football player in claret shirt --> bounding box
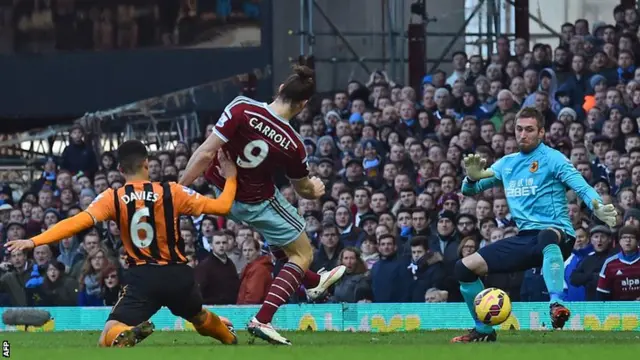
[180,65,346,345]
[597,225,640,300]
[6,140,239,348]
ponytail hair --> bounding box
[278,65,315,104]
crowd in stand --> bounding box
[1,5,640,307]
[1,0,261,53]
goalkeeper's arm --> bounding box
[461,176,500,196]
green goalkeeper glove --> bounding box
[592,200,617,228]
[463,154,495,181]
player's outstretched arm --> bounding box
[180,130,225,186]
[290,176,325,200]
[553,154,616,226]
[461,154,500,196]
[179,150,238,216]
[4,212,95,252]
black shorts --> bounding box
[478,230,575,274]
[108,264,203,326]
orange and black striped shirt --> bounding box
[84,180,235,266]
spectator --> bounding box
[360,236,379,269]
[408,236,444,302]
[194,231,239,305]
[40,260,78,306]
[597,225,640,300]
[0,250,30,306]
[61,124,98,177]
[78,247,110,306]
[311,223,344,272]
[570,225,615,300]
[99,263,122,306]
[331,247,371,303]
[564,227,592,301]
[237,239,273,305]
[370,234,412,302]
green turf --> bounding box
[3,330,640,360]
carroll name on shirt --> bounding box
[249,117,292,150]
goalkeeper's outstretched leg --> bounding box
[451,230,575,343]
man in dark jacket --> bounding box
[569,225,614,300]
[61,124,98,177]
[408,236,444,302]
[194,231,240,305]
[311,223,344,272]
[370,234,412,302]
[428,210,461,301]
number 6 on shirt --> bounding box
[131,208,154,248]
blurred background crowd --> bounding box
[0,2,639,308]
[0,0,261,53]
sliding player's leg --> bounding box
[165,265,237,344]
[186,309,237,344]
[452,233,539,343]
[98,284,157,347]
[270,245,346,300]
[99,320,154,348]
[532,228,573,329]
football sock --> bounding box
[303,270,321,288]
[269,247,320,288]
[102,323,132,347]
[542,244,565,304]
[459,278,494,334]
[193,310,235,344]
[255,262,304,324]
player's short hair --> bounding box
[117,140,149,175]
[515,106,545,130]
[278,64,315,104]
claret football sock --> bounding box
[303,270,321,288]
[269,247,320,288]
[255,262,305,324]
[542,244,565,304]
[460,279,494,334]
[102,324,132,347]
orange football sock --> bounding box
[102,324,133,347]
[193,310,235,344]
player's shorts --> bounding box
[478,229,576,273]
[214,186,306,247]
[108,264,202,325]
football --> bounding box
[474,288,512,326]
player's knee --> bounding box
[454,259,479,282]
[538,228,564,247]
[284,238,314,270]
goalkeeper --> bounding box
[452,107,617,343]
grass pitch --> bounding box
[3,330,640,360]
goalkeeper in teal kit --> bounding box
[452,107,618,343]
